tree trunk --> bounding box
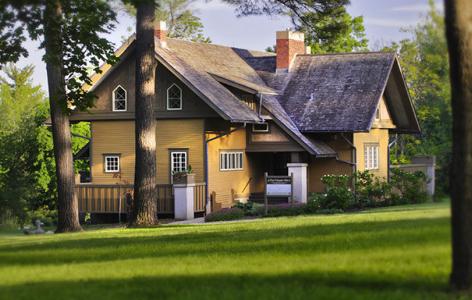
[129,1,158,226]
[445,0,472,291]
[44,0,82,233]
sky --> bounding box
[13,0,443,92]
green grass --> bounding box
[0,202,455,300]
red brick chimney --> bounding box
[276,30,306,72]
[155,20,167,47]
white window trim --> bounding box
[252,123,269,133]
[364,144,379,170]
[170,151,188,174]
[104,155,120,173]
[112,85,127,112]
[167,83,183,111]
[219,151,243,171]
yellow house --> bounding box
[72,23,420,219]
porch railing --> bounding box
[76,183,206,215]
[193,183,206,213]
[76,184,174,214]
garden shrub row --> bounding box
[205,169,429,222]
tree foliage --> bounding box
[123,0,211,43]
[294,5,368,53]
[383,2,452,193]
[0,0,118,111]
[0,64,90,224]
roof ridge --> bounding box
[297,51,396,57]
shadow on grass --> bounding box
[0,271,450,300]
[0,216,450,267]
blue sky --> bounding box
[15,0,443,91]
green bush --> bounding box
[319,174,354,210]
[353,171,392,208]
[234,201,263,216]
[390,168,428,203]
[27,206,57,227]
[205,207,245,222]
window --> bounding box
[375,107,380,120]
[220,151,243,171]
[167,84,182,110]
[112,86,127,111]
[364,144,379,170]
[104,155,120,173]
[171,151,188,174]
[252,123,269,133]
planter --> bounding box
[173,173,195,185]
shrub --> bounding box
[319,174,354,210]
[390,168,428,203]
[27,206,57,227]
[262,203,306,217]
[205,207,245,222]
[353,171,392,208]
[234,201,263,216]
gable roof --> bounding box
[83,35,420,156]
[249,52,419,133]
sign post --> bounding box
[264,173,294,215]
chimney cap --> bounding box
[155,20,167,31]
[276,30,304,41]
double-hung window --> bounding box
[112,86,127,111]
[104,155,120,173]
[170,151,188,174]
[220,151,243,171]
[364,144,379,170]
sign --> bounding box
[265,175,292,197]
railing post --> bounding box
[173,183,195,220]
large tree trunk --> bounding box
[445,0,472,291]
[44,0,82,233]
[129,1,158,226]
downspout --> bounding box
[204,123,247,213]
[388,134,398,182]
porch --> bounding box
[76,183,207,221]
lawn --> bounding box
[0,202,454,300]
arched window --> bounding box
[112,85,127,111]
[167,84,182,110]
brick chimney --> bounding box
[155,20,167,48]
[276,30,306,72]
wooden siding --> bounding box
[207,127,253,209]
[354,128,390,179]
[308,158,353,193]
[71,55,218,121]
[246,121,304,152]
[156,119,205,184]
[91,119,205,185]
[372,95,396,129]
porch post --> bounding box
[287,163,308,204]
[173,183,195,220]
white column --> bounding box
[173,183,195,220]
[287,163,308,204]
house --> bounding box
[72,22,420,220]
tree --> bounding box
[292,2,367,53]
[0,0,117,232]
[123,0,211,43]
[0,64,46,224]
[126,0,159,226]
[382,2,452,194]
[445,0,472,292]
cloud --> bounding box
[365,18,418,28]
[391,2,444,13]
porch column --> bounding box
[287,163,308,204]
[174,183,195,220]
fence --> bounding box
[193,183,206,213]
